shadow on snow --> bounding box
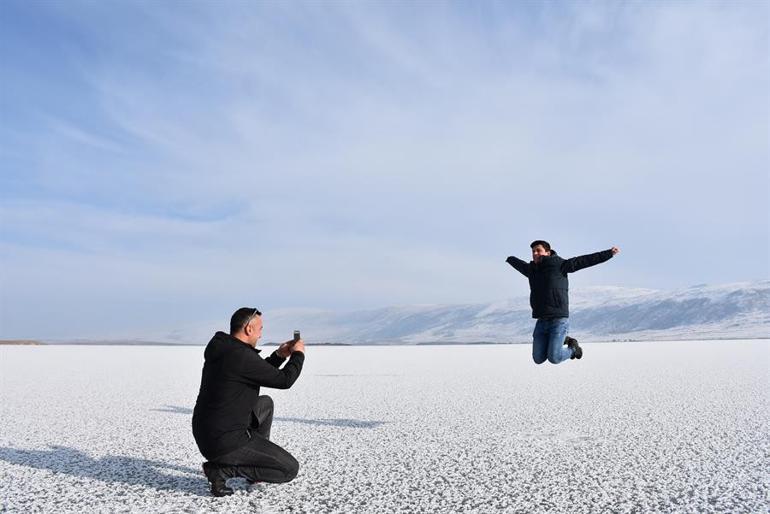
[274,417,389,429]
[152,405,194,414]
[152,405,389,428]
[0,445,208,496]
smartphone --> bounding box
[293,330,301,343]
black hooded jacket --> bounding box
[506,249,614,319]
[192,331,305,459]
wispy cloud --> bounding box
[1,0,767,339]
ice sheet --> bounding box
[1,341,768,512]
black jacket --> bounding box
[506,249,614,319]
[192,331,305,459]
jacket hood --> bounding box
[204,331,238,362]
[204,331,262,362]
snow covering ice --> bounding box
[1,341,768,513]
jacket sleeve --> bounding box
[264,350,285,368]
[505,256,530,277]
[236,351,305,389]
[561,249,614,274]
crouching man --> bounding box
[192,307,305,497]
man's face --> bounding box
[245,316,263,346]
[531,245,550,263]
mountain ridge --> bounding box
[33,280,769,345]
[260,280,770,344]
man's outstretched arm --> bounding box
[506,256,530,277]
[264,339,296,368]
[237,347,305,390]
[265,350,286,368]
[562,246,620,273]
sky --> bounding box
[1,0,768,341]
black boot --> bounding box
[202,462,234,497]
[564,336,583,360]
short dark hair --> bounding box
[530,240,551,252]
[230,307,261,334]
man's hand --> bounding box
[611,246,620,255]
[277,339,305,358]
[276,340,294,358]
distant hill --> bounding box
[32,281,769,345]
[261,281,770,344]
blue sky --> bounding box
[1,1,768,340]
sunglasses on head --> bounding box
[244,308,262,328]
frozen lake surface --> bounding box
[1,340,768,513]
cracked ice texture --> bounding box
[1,341,768,513]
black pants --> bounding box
[208,395,299,484]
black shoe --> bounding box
[564,336,583,360]
[202,462,234,497]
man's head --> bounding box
[530,240,552,263]
[230,307,263,347]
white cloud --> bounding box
[1,1,767,339]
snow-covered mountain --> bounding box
[41,281,768,345]
[262,281,770,344]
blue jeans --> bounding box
[532,318,572,364]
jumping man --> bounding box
[506,240,620,364]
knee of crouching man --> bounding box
[259,395,274,410]
[286,458,299,482]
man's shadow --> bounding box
[1,411,390,494]
[274,417,388,429]
[153,405,389,429]
[0,445,208,496]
